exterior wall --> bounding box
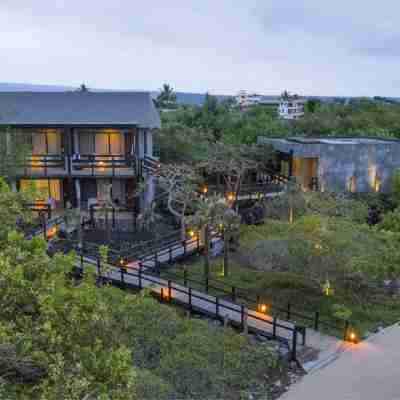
[259,138,400,193]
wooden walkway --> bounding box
[79,254,304,360]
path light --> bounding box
[188,229,195,238]
[202,186,208,194]
[227,193,235,202]
[258,303,269,314]
[46,226,58,239]
[348,330,358,344]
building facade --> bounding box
[0,91,160,210]
[278,97,306,120]
[258,137,400,193]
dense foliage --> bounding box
[0,183,281,400]
[156,97,400,162]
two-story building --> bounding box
[0,91,160,211]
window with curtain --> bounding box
[95,133,109,154]
[46,130,62,154]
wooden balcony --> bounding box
[19,154,67,177]
[70,154,137,177]
[16,154,139,178]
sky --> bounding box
[1,0,400,96]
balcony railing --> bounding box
[20,154,66,177]
[70,154,137,177]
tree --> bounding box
[0,127,31,181]
[156,163,200,240]
[156,84,177,109]
[199,142,269,206]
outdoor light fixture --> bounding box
[202,186,208,194]
[188,230,195,238]
[46,226,57,239]
[258,303,269,313]
[227,193,235,202]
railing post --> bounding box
[183,240,187,257]
[291,327,298,362]
[231,286,236,302]
[216,296,219,317]
[155,252,159,274]
[205,276,209,293]
[184,269,188,287]
[197,235,200,251]
[188,287,192,311]
[120,267,125,288]
[343,320,349,341]
[168,280,172,302]
[80,254,83,269]
[314,311,320,331]
[138,263,142,290]
[160,288,164,302]
[256,295,260,309]
[273,316,277,339]
[97,258,101,276]
[287,302,291,320]
[241,304,245,330]
[169,246,172,264]
[112,207,116,228]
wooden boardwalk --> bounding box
[79,255,304,359]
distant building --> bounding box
[258,136,400,193]
[236,91,264,108]
[278,94,306,120]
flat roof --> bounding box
[259,137,400,146]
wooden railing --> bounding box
[71,154,136,176]
[21,154,66,176]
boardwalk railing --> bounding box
[75,258,303,361]
[157,268,350,340]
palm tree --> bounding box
[156,84,177,109]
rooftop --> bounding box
[0,91,161,128]
[259,137,400,146]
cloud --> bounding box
[0,0,400,96]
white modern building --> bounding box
[278,95,306,120]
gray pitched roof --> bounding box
[0,92,161,128]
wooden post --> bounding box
[120,267,125,287]
[231,286,236,302]
[197,235,200,251]
[160,288,164,302]
[80,254,83,269]
[97,258,101,276]
[188,287,192,311]
[273,316,277,339]
[183,240,187,256]
[168,280,172,302]
[291,328,298,362]
[287,302,291,320]
[256,295,260,310]
[184,269,188,287]
[216,297,219,317]
[343,320,349,341]
[205,276,209,293]
[314,311,320,331]
[169,246,172,263]
[241,304,245,330]
[138,263,142,290]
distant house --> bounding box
[0,91,160,210]
[278,94,306,120]
[235,91,264,108]
[258,137,400,193]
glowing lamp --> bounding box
[227,193,235,202]
[202,186,208,194]
[188,230,195,238]
[258,304,269,313]
[46,226,57,239]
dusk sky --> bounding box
[1,1,400,96]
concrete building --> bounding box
[258,137,400,193]
[278,97,306,120]
[0,91,161,210]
